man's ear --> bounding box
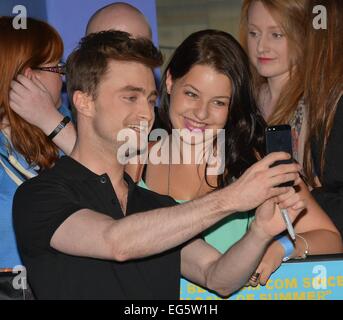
[165,69,173,95]
[72,91,95,118]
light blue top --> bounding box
[137,179,254,253]
[0,104,71,268]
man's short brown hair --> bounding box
[66,30,163,107]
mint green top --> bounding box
[138,179,254,254]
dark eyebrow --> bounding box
[120,85,158,99]
[183,84,230,100]
[119,85,146,94]
[212,96,231,100]
[183,84,200,92]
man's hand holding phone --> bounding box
[229,152,301,213]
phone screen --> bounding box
[265,125,294,187]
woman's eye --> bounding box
[185,91,197,98]
[272,32,284,39]
[248,31,258,38]
[213,100,227,107]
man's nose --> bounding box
[137,101,154,124]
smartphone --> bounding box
[265,125,294,187]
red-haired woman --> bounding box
[0,16,73,299]
[239,0,307,165]
[237,0,343,286]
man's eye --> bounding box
[125,96,137,102]
[149,100,156,107]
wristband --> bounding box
[48,116,70,140]
[275,234,295,262]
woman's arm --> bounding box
[9,74,77,155]
[249,180,343,286]
[291,180,343,254]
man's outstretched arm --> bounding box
[15,152,300,262]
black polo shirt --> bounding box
[13,156,181,300]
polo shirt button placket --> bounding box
[100,176,107,184]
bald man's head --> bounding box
[86,2,152,39]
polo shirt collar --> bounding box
[57,156,136,194]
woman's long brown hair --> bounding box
[0,17,63,169]
[303,0,343,186]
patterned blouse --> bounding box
[289,98,306,165]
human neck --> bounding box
[165,134,216,200]
[266,72,289,101]
[169,132,212,168]
[70,135,126,191]
[261,72,289,120]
